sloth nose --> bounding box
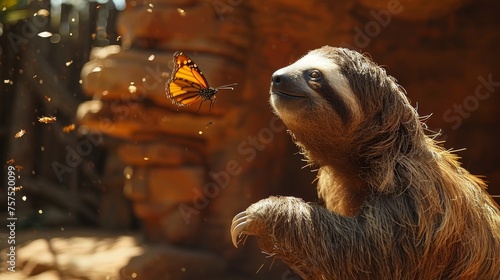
[270,68,306,99]
[271,69,287,86]
[272,73,282,85]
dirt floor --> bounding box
[0,228,257,280]
[1,229,150,279]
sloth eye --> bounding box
[308,70,322,80]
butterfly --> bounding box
[165,51,238,112]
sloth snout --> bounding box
[272,69,292,86]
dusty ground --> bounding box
[0,229,142,279]
[0,228,257,280]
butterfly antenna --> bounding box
[216,83,238,90]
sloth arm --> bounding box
[231,196,365,278]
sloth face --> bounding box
[269,46,418,167]
[269,47,363,138]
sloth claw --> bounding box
[232,210,247,224]
[231,211,249,248]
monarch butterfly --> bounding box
[165,51,238,112]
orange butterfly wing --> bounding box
[166,52,214,107]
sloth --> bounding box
[230,46,500,279]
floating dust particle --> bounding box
[128,84,137,94]
[177,8,186,16]
[66,60,73,66]
[143,157,149,161]
[148,54,155,61]
[15,129,26,138]
[131,272,137,278]
[15,165,23,171]
[36,9,49,17]
[62,124,75,133]
[124,166,133,179]
[38,31,52,38]
[44,95,51,102]
[38,209,43,214]
[14,186,23,191]
[6,159,14,165]
[198,130,203,135]
[22,196,27,201]
[116,35,121,41]
[38,116,56,123]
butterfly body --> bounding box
[165,51,237,112]
[199,87,218,101]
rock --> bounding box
[125,166,205,202]
[117,142,202,166]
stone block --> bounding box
[117,142,202,166]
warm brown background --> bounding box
[1,0,499,279]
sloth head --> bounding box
[270,46,425,190]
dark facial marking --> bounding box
[307,79,351,125]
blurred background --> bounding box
[0,0,499,279]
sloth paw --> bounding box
[231,197,283,248]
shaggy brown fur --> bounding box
[231,46,500,279]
